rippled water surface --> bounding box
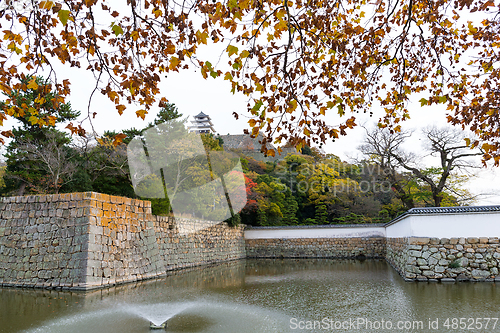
[1,259,499,332]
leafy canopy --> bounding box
[0,0,499,163]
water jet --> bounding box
[149,320,167,329]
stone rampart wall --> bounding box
[0,192,245,290]
[246,237,386,259]
[401,237,500,282]
[246,231,500,282]
[385,237,410,279]
[153,216,246,272]
[0,193,92,289]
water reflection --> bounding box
[1,259,499,332]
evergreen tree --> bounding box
[257,206,268,226]
[314,203,328,225]
[282,189,299,225]
[1,76,80,195]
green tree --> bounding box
[282,189,299,225]
[314,203,328,225]
[74,103,184,213]
[83,132,135,197]
[1,76,80,195]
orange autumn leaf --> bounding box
[136,109,148,120]
[112,133,127,146]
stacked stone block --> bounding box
[385,237,409,279]
[387,237,500,282]
[0,193,91,289]
[154,217,246,271]
[84,192,166,289]
[245,237,386,259]
[2,191,500,289]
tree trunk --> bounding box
[392,182,415,210]
[16,182,26,196]
[433,192,443,207]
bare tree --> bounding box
[74,134,130,184]
[358,126,417,210]
[392,127,483,207]
[360,125,483,208]
[15,130,77,194]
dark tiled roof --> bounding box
[219,134,275,151]
[194,111,208,118]
[384,205,500,227]
[245,224,386,230]
[407,206,500,214]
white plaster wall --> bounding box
[410,213,500,238]
[385,217,412,238]
[246,212,500,240]
[245,211,500,240]
[386,213,500,238]
[244,227,386,239]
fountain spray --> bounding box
[149,320,168,329]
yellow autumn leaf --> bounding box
[136,109,148,120]
[153,9,162,19]
[195,31,208,45]
[227,45,239,57]
[58,10,70,26]
[467,22,477,34]
[47,116,57,126]
[346,117,356,128]
[0,82,11,94]
[35,95,46,104]
[131,31,139,41]
[482,143,492,151]
[28,115,39,125]
[116,104,126,115]
[7,42,22,55]
[27,78,38,90]
[169,57,179,70]
[39,1,54,10]
[37,118,47,126]
[112,133,127,146]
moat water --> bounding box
[1,259,499,332]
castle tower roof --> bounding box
[188,111,215,134]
